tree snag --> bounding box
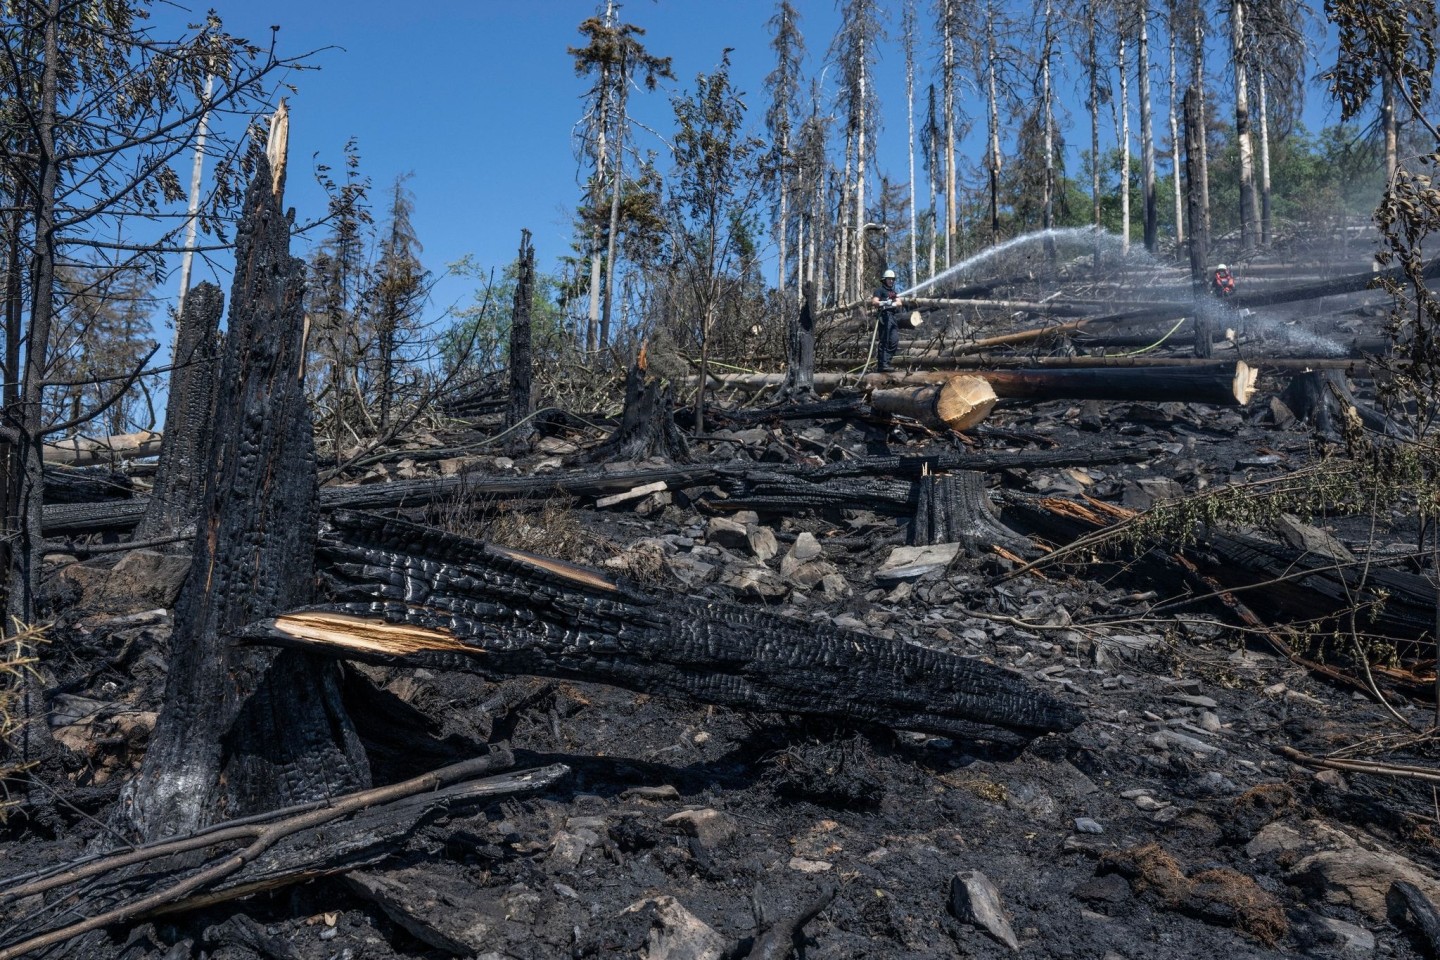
[121,156,369,842]
[136,281,223,542]
[504,229,536,453]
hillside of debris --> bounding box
[4,228,1440,960]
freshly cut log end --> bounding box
[870,375,997,432]
[935,376,999,431]
[1233,361,1257,406]
[254,510,1083,739]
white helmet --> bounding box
[1216,263,1228,271]
[882,269,897,280]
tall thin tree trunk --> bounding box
[944,0,957,265]
[1231,0,1260,254]
[1119,31,1132,253]
[176,69,214,330]
[1138,4,1158,252]
[905,0,918,283]
[986,8,1002,245]
[927,84,939,278]
[839,129,853,302]
[1042,0,1055,248]
[1088,9,1101,266]
[854,33,868,303]
[601,57,627,349]
[9,0,62,629]
[1256,64,1272,247]
[1168,0,1185,249]
[1193,15,1211,235]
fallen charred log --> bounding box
[43,466,133,505]
[870,375,998,431]
[247,510,1082,739]
[998,491,1437,648]
[41,449,1154,538]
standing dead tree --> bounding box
[505,230,537,452]
[136,282,223,542]
[121,156,369,841]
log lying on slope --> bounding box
[713,362,1255,406]
[40,448,1155,537]
[869,376,998,431]
[248,511,1081,739]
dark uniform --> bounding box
[871,276,901,372]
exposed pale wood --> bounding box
[870,375,997,431]
[42,430,162,465]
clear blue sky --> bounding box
[160,0,1347,327]
[167,1,857,324]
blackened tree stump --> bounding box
[122,157,369,841]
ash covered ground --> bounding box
[7,372,1440,960]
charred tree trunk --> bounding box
[912,470,1032,556]
[779,280,817,400]
[590,351,690,464]
[504,230,536,453]
[253,511,1081,738]
[1184,86,1213,359]
[977,363,1254,406]
[136,282,223,542]
[122,157,369,842]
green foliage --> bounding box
[440,256,572,378]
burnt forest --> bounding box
[4,2,1440,959]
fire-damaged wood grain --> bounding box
[249,510,1082,738]
[271,611,471,657]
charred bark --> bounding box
[913,471,1033,557]
[136,281,223,542]
[977,364,1255,406]
[504,230,536,453]
[779,280,817,401]
[250,510,1081,738]
[588,352,690,464]
[43,466,132,505]
[122,156,369,842]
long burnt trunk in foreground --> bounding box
[252,511,1081,739]
[122,156,369,841]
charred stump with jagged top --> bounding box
[248,510,1081,739]
[121,157,369,842]
[136,281,223,542]
[587,348,690,463]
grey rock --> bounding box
[705,516,749,549]
[876,543,960,585]
[663,808,737,849]
[746,526,779,562]
[619,895,726,960]
[1074,817,1104,835]
[790,531,823,561]
[949,869,1020,951]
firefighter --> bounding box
[1212,263,1236,299]
[868,268,903,373]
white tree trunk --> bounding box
[905,0,918,283]
[1168,1,1184,248]
[1119,32,1131,253]
[1257,64,1272,246]
[1138,6,1158,252]
[1231,0,1260,253]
